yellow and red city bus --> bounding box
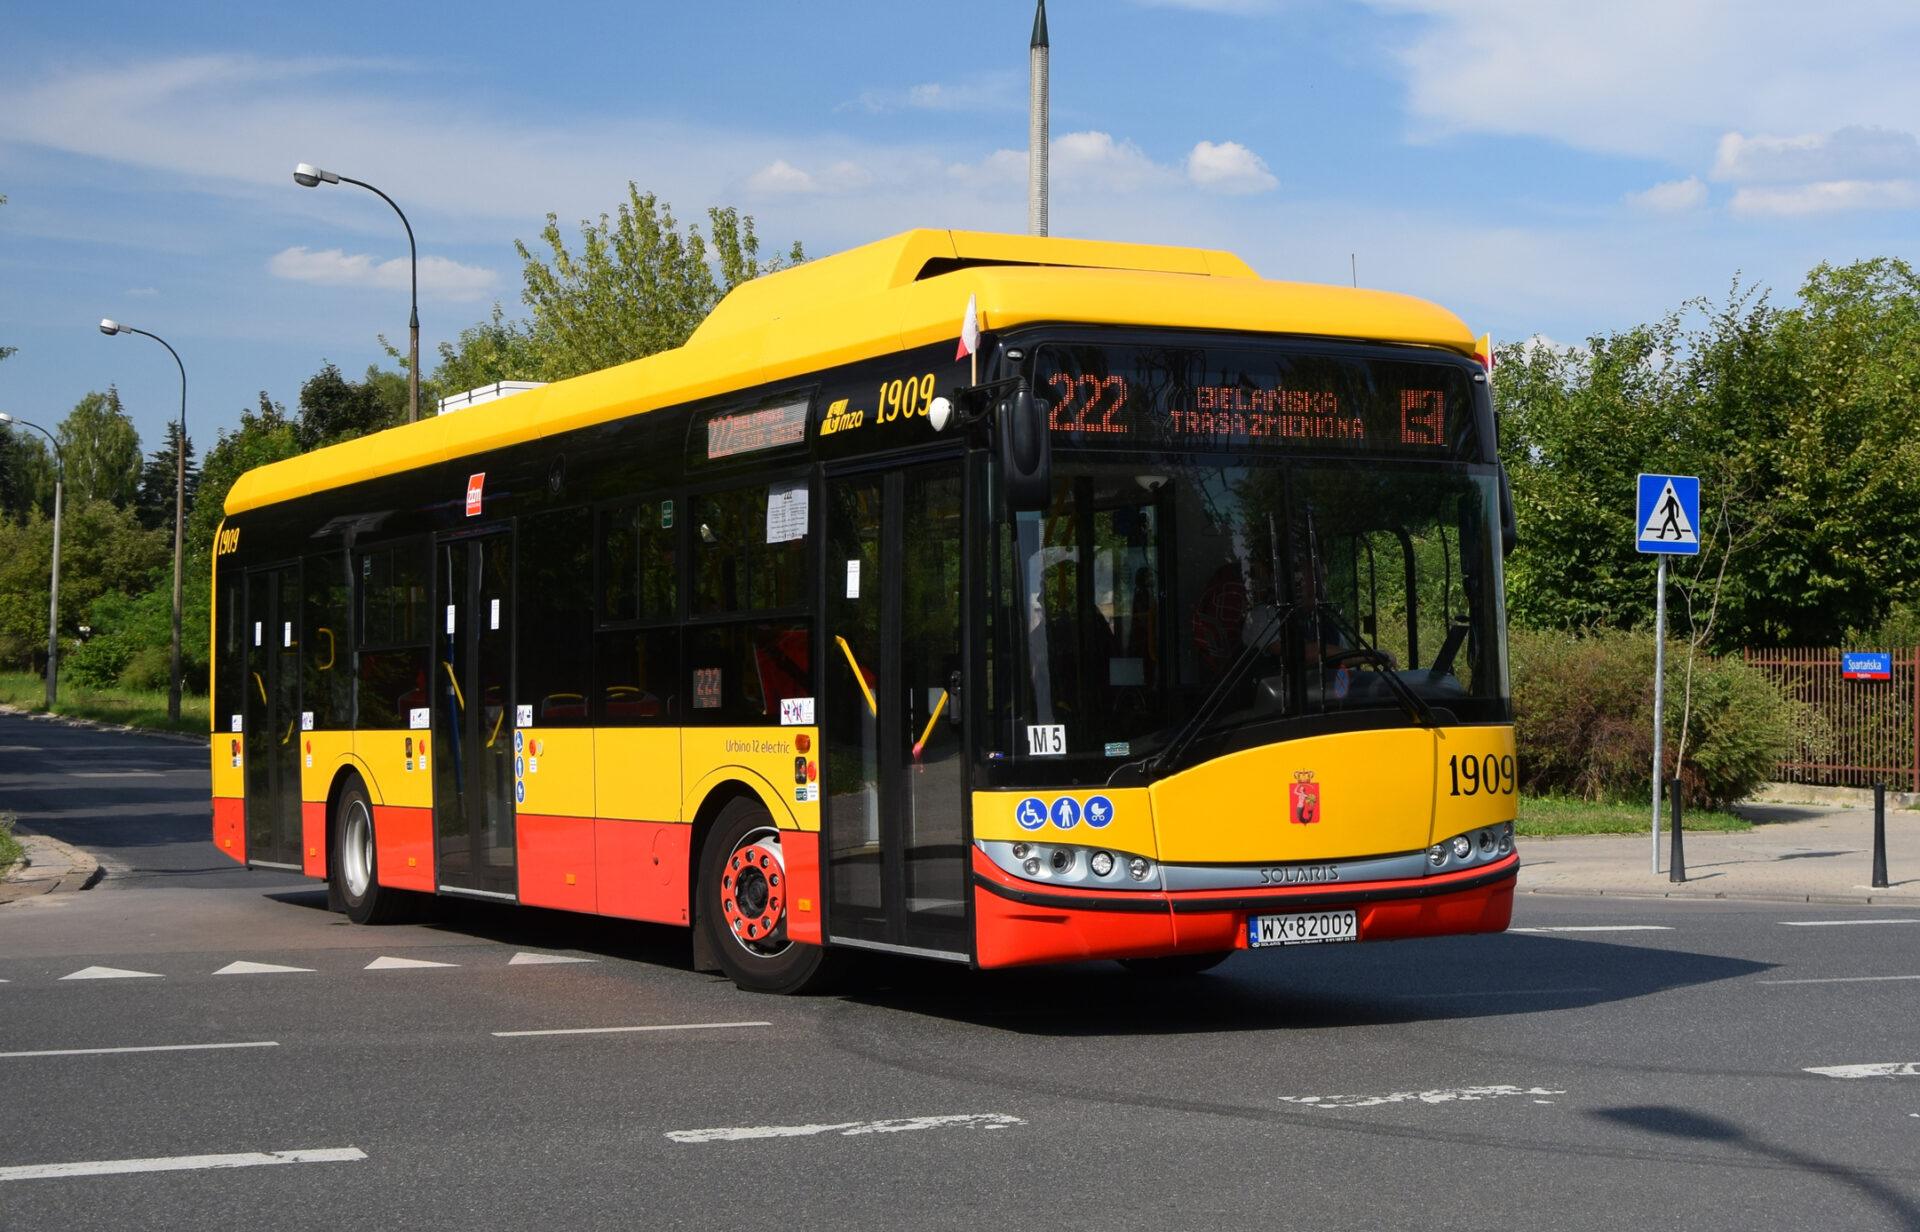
[210,228,1518,993]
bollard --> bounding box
[1872,782,1889,890]
[1668,778,1687,883]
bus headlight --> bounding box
[1023,857,1042,876]
[1050,848,1075,874]
[1089,850,1115,877]
[1128,856,1152,881]
[1451,835,1473,860]
[1429,844,1448,867]
[1498,824,1514,854]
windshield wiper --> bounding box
[1127,602,1298,782]
[1310,601,1435,728]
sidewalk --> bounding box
[0,828,103,904]
[1518,803,1920,905]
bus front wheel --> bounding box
[331,778,410,926]
[697,797,833,994]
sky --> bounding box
[2,0,1917,453]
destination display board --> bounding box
[1034,344,1476,456]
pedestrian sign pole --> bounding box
[1636,473,1701,874]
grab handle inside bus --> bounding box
[998,386,1052,512]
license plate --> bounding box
[1247,909,1358,947]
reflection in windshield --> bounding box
[997,460,1509,772]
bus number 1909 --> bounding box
[1448,754,1516,797]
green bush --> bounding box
[65,634,134,689]
[117,644,172,692]
[1510,628,1807,807]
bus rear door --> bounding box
[242,564,303,869]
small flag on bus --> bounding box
[1475,333,1495,372]
[957,293,980,361]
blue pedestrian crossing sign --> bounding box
[1636,474,1701,555]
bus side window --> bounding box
[304,551,352,728]
[594,498,679,725]
[356,542,430,730]
[521,508,593,726]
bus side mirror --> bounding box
[998,388,1052,513]
[1498,464,1518,558]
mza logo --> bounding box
[819,398,864,436]
[214,526,241,557]
[1289,770,1321,825]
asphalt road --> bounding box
[3,711,1918,1231]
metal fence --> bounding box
[1743,647,1920,790]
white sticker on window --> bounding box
[490,598,500,630]
[766,479,809,544]
[780,697,815,726]
[230,714,243,733]
[283,621,293,648]
[409,707,430,730]
[845,559,861,599]
[301,711,314,731]
[1026,724,1067,757]
[445,604,456,635]
[515,704,532,728]
[253,621,262,647]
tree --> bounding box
[0,499,166,671]
[510,186,803,380]
[135,421,198,531]
[58,387,143,509]
[429,304,549,398]
[297,361,406,449]
[0,426,53,520]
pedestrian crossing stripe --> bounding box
[1638,478,1697,546]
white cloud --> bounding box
[1730,180,1920,217]
[843,74,1019,115]
[1186,140,1277,194]
[744,159,874,196]
[1625,176,1706,212]
[1713,127,1920,184]
[1364,1,1920,160]
[267,246,497,300]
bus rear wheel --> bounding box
[331,778,410,925]
[1119,951,1232,978]
[698,797,833,994]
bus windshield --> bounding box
[993,453,1509,780]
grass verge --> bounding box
[0,671,207,736]
[0,813,21,870]
[1518,794,1751,837]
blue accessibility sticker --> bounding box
[514,730,525,754]
[1015,797,1048,830]
[1051,797,1082,829]
[1083,795,1115,829]
[514,780,525,804]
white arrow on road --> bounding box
[1805,1062,1920,1079]
[507,952,596,966]
[667,1113,1024,1143]
[364,956,457,970]
[214,961,315,976]
[60,966,161,981]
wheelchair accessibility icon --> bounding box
[1016,797,1047,830]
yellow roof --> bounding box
[226,229,1475,514]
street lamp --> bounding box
[98,318,188,723]
[292,162,420,424]
[0,414,63,711]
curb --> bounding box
[1521,886,1917,907]
[0,702,202,746]
[0,829,105,903]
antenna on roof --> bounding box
[1028,0,1050,236]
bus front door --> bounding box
[432,532,517,898]
[822,459,970,959]
[242,564,303,869]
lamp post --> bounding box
[292,163,420,424]
[98,319,187,723]
[0,414,63,711]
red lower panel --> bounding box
[780,830,822,945]
[301,802,327,879]
[594,819,689,925]
[975,882,1179,968]
[519,814,598,913]
[212,797,245,865]
[374,806,434,892]
[1174,876,1516,952]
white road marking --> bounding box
[667,1113,1023,1143]
[213,961,314,976]
[1781,919,1920,927]
[1761,974,1920,986]
[1393,986,1603,1000]
[0,1146,364,1182]
[0,1041,277,1060]
[68,771,161,778]
[493,1021,771,1038]
[60,966,162,981]
[1509,926,1673,933]
[363,955,456,970]
[1805,1063,1920,1079]
[507,952,597,966]
[1281,1085,1566,1110]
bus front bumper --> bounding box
[970,849,1518,969]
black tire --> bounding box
[697,797,835,994]
[1119,950,1233,978]
[331,777,411,925]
